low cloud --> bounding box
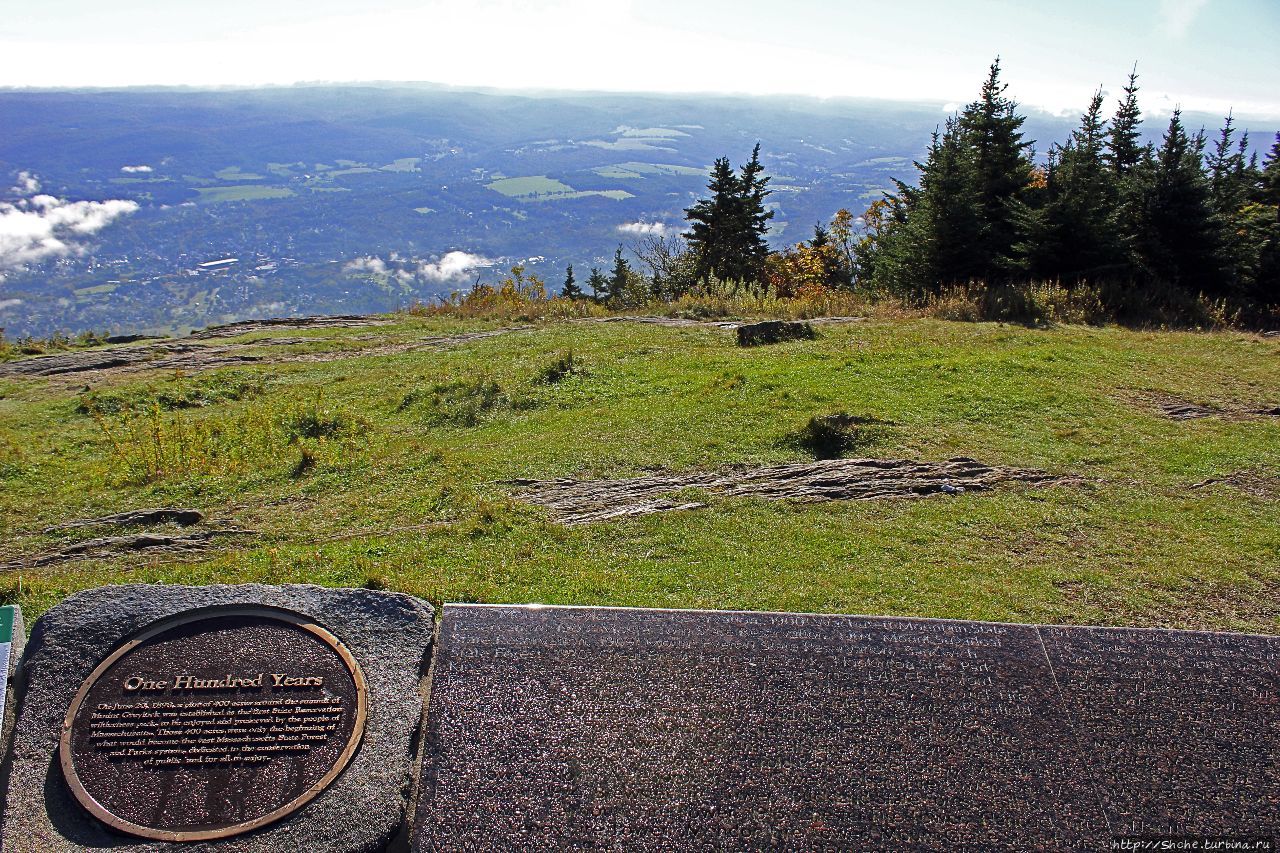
[0,174,139,276]
[417,251,495,282]
[0,298,22,311]
[617,221,671,236]
[345,256,389,276]
[345,251,496,284]
[121,165,153,173]
[9,172,40,195]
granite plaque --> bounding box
[415,605,1110,850]
[1042,625,1280,837]
[60,606,366,841]
[2,584,434,853]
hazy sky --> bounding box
[3,0,1279,119]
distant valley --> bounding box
[0,85,1261,337]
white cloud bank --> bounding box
[121,164,153,173]
[617,221,672,237]
[10,172,40,195]
[345,250,496,284]
[418,251,494,281]
[0,173,139,276]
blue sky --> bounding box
[3,0,1278,119]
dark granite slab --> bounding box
[415,605,1110,851]
[1041,625,1280,837]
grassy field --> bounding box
[195,185,295,203]
[593,162,707,179]
[486,175,633,202]
[0,315,1276,632]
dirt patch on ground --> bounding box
[1189,470,1280,500]
[1142,392,1280,421]
[0,326,529,379]
[507,456,1074,525]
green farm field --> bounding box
[194,185,296,203]
[0,314,1276,631]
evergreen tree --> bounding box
[608,246,631,302]
[586,267,608,302]
[560,264,583,300]
[1133,110,1221,294]
[1259,133,1280,206]
[810,222,831,249]
[736,143,774,279]
[1018,90,1123,282]
[1103,68,1156,281]
[1207,113,1257,215]
[1252,134,1280,304]
[871,120,982,294]
[957,58,1034,280]
[1105,68,1147,176]
[1206,113,1265,295]
[684,145,774,283]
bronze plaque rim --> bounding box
[58,604,369,842]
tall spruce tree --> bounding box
[608,246,631,303]
[736,143,774,279]
[586,267,608,302]
[867,61,1029,294]
[1104,67,1156,281]
[1105,68,1147,176]
[1253,134,1280,303]
[1206,113,1264,295]
[957,58,1034,280]
[684,145,774,283]
[1133,110,1221,294]
[871,120,982,294]
[1259,133,1280,206]
[1017,90,1123,282]
[560,264,583,300]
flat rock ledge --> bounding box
[508,456,1071,525]
[1,583,434,853]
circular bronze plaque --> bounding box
[60,605,367,842]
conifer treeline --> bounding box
[548,60,1278,324]
[856,60,1279,315]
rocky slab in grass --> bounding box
[735,319,816,346]
[507,457,1072,525]
[42,507,204,533]
[187,314,393,339]
[1189,469,1280,500]
[0,326,528,379]
[1144,392,1280,421]
[0,529,257,572]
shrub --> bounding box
[794,412,892,459]
[280,394,356,441]
[535,351,582,384]
[400,376,506,426]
